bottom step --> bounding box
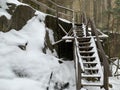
[82,82,103,86]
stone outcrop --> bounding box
[0,4,35,31]
[10,5,35,30]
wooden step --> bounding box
[77,37,91,42]
[79,42,91,47]
[83,62,97,67]
[79,46,93,51]
[84,67,98,71]
[81,56,96,61]
[82,74,101,82]
[82,82,103,86]
[76,30,83,32]
[83,61,97,64]
[80,51,95,56]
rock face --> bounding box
[0,3,17,32]
[0,4,35,32]
[0,1,76,60]
[10,5,35,30]
[0,16,8,32]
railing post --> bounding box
[72,11,75,28]
[74,42,81,90]
[85,19,90,37]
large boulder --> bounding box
[0,15,8,32]
[0,4,35,32]
[9,5,35,30]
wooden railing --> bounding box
[86,19,109,90]
[21,0,85,23]
[73,27,84,90]
[27,0,74,22]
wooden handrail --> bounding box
[90,19,109,90]
[47,0,73,12]
[30,0,73,18]
[73,26,84,90]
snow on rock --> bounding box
[0,0,23,19]
[0,11,59,79]
[0,9,11,19]
[0,6,76,89]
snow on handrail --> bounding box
[82,23,86,37]
[73,28,85,72]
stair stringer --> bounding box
[90,36,103,85]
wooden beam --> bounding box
[52,39,64,45]
[58,24,68,35]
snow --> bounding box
[59,18,71,23]
[46,28,58,57]
[82,23,86,37]
[0,0,24,19]
[6,0,22,5]
[90,36,103,83]
[0,78,44,90]
[109,77,120,90]
[0,8,11,19]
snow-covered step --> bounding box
[84,67,99,71]
[82,74,101,78]
[82,82,103,86]
[83,61,97,64]
[80,50,95,53]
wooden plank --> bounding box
[58,24,68,35]
[52,39,63,45]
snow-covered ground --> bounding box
[0,0,120,90]
[0,1,75,89]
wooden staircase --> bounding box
[74,25,104,87]
[54,20,109,90]
[20,0,109,89]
